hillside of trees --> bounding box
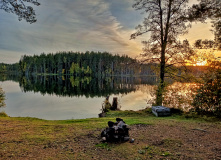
[0,51,156,77]
[0,51,208,80]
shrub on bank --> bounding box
[192,64,221,117]
[0,111,8,117]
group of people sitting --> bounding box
[101,118,130,142]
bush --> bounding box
[0,87,6,108]
[192,63,221,117]
[101,97,111,113]
[163,82,195,112]
[0,111,8,117]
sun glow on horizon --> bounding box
[185,59,208,66]
[194,60,208,66]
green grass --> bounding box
[0,109,220,160]
[1,109,220,127]
[95,142,112,151]
[2,108,220,126]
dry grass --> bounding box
[0,111,221,159]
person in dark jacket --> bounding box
[101,118,129,142]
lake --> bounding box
[0,76,158,120]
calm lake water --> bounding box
[0,76,157,120]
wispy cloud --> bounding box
[1,0,214,64]
[0,0,143,63]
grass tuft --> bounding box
[95,142,112,151]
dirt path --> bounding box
[129,123,221,160]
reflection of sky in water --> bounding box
[0,81,153,120]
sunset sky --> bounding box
[0,0,219,64]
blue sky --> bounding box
[0,0,216,64]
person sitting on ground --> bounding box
[101,118,129,142]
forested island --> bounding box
[0,51,155,77]
[0,51,206,78]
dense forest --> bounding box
[0,51,206,78]
[0,51,156,77]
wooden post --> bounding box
[111,97,118,110]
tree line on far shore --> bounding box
[0,51,157,77]
[0,51,207,78]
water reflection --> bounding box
[0,81,106,120]
[163,82,196,111]
[0,75,157,120]
[1,74,157,97]
[0,74,197,119]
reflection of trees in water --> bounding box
[0,75,158,98]
[162,82,196,111]
[139,82,196,111]
[0,74,198,111]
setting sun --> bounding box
[186,59,208,66]
[195,60,208,66]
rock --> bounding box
[130,138,135,143]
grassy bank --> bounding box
[0,110,221,160]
